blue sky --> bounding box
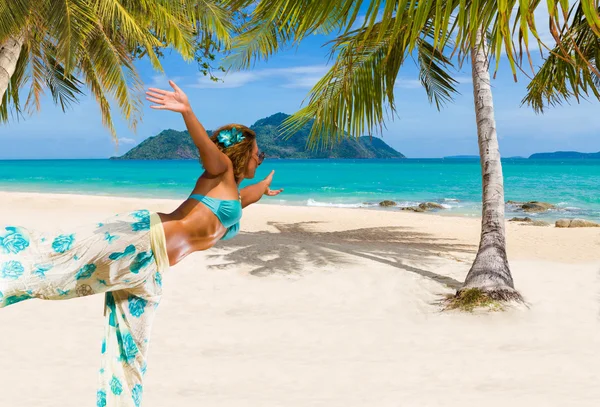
[2,17,599,159]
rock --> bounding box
[401,207,425,213]
[509,217,548,226]
[509,217,532,222]
[418,202,445,210]
[521,201,556,213]
[568,219,600,228]
[379,200,397,207]
[506,200,556,213]
[555,218,600,228]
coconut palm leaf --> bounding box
[278,21,458,149]
[523,3,600,112]
[0,0,32,41]
[95,0,164,69]
[228,0,600,89]
[79,24,144,137]
[78,51,116,136]
[0,0,236,139]
[45,0,97,73]
[195,0,236,50]
[417,36,460,110]
[44,53,85,112]
[222,0,365,69]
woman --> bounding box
[0,80,282,407]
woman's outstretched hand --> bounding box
[262,170,283,197]
[146,80,190,113]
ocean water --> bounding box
[0,158,599,221]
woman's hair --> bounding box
[210,124,256,181]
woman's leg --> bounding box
[0,210,155,308]
[97,271,163,407]
[96,211,168,407]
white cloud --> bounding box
[281,75,326,88]
[191,65,331,89]
[192,71,261,89]
[395,78,422,89]
[271,66,330,75]
[118,137,136,145]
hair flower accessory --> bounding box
[217,127,245,147]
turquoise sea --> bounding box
[0,158,599,221]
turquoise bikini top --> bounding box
[189,193,242,241]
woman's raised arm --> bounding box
[146,80,228,175]
[240,170,283,208]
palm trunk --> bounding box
[460,28,522,302]
[0,33,25,107]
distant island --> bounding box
[111,113,405,160]
[529,151,600,159]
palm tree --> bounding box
[223,0,600,305]
[461,28,520,301]
[0,0,234,139]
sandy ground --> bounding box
[0,191,599,407]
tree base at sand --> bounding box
[443,287,524,312]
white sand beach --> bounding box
[0,191,599,407]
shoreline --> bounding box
[0,189,598,225]
[1,190,598,264]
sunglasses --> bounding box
[254,151,266,166]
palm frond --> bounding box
[222,19,296,69]
[95,0,163,69]
[278,17,460,150]
[24,36,47,113]
[45,0,96,73]
[522,4,600,112]
[223,0,362,70]
[279,22,409,150]
[417,35,459,110]
[194,0,236,50]
[44,52,84,112]
[146,0,198,60]
[78,52,117,138]
[0,0,32,41]
[83,24,144,133]
[1,0,216,139]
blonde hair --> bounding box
[210,124,256,181]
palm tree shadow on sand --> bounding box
[207,221,477,290]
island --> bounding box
[111,113,405,160]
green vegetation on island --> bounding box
[111,113,405,160]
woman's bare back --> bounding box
[157,173,239,266]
